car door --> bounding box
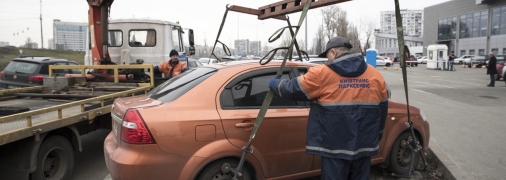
[376,57,385,66]
[217,67,313,178]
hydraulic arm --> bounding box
[87,0,114,69]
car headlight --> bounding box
[420,109,427,121]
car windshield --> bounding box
[4,61,39,74]
[147,67,217,102]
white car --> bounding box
[417,56,429,64]
[376,56,393,67]
[198,58,218,65]
[454,55,475,64]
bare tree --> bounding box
[347,24,362,54]
[321,6,340,39]
[334,10,348,37]
[315,25,325,55]
[25,38,33,49]
[360,17,377,52]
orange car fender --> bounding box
[178,139,265,180]
[379,116,426,161]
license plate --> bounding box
[8,85,21,89]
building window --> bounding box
[492,48,498,55]
[460,10,488,38]
[108,30,123,47]
[479,49,485,55]
[438,17,457,41]
[460,50,466,56]
[492,6,506,35]
[470,50,475,55]
[503,48,506,54]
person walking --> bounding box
[448,51,456,71]
[487,52,497,87]
[268,36,389,180]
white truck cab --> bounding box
[85,18,195,66]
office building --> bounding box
[376,9,424,57]
[53,19,87,51]
[249,41,261,56]
[235,39,249,56]
[424,0,506,56]
[0,41,9,47]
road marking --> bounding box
[410,88,436,95]
[433,79,482,86]
[401,80,456,89]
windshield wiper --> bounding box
[15,71,26,74]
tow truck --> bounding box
[0,0,195,179]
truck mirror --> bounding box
[189,29,195,46]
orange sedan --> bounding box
[104,61,430,180]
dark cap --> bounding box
[318,36,353,58]
[169,49,178,57]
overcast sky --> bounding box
[0,0,451,49]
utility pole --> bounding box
[305,16,307,52]
[40,0,44,49]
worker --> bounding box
[154,49,188,78]
[268,36,389,180]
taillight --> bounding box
[28,76,44,83]
[0,71,5,79]
[120,109,155,144]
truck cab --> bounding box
[85,19,195,66]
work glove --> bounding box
[268,75,282,89]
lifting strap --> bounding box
[392,0,429,177]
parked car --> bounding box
[376,56,393,67]
[187,59,204,69]
[454,55,475,64]
[198,58,218,65]
[307,57,328,64]
[502,63,506,84]
[493,55,505,80]
[104,60,430,180]
[0,57,80,89]
[417,56,429,64]
[407,55,418,66]
[468,56,488,68]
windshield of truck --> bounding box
[4,61,39,74]
[147,67,217,102]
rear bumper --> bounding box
[103,133,198,180]
[0,80,40,88]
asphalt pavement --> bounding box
[380,64,506,179]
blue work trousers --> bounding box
[321,156,371,180]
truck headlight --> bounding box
[420,109,427,121]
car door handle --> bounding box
[235,123,254,128]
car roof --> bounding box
[13,57,74,63]
[205,60,315,70]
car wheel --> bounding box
[386,132,421,175]
[468,64,472,68]
[415,63,418,67]
[495,74,500,80]
[197,159,254,180]
[504,73,506,85]
[385,63,391,67]
[30,136,74,180]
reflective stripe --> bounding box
[297,77,311,100]
[306,145,379,155]
[318,101,381,106]
[277,79,286,98]
[329,53,363,64]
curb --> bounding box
[428,139,467,180]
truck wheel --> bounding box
[31,136,74,180]
[197,159,254,180]
[386,132,421,175]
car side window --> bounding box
[68,62,82,74]
[52,62,68,75]
[221,69,299,109]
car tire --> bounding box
[468,64,472,68]
[386,132,421,175]
[495,74,500,80]
[197,159,254,180]
[415,63,418,67]
[386,63,391,67]
[30,136,74,180]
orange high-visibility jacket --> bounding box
[158,61,187,78]
[270,53,389,160]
